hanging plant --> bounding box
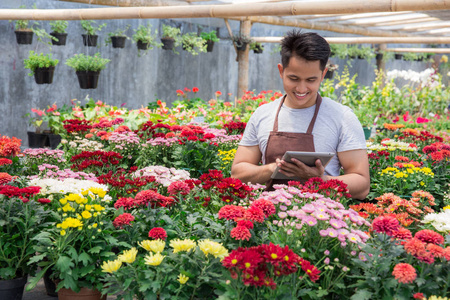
[181,32,207,56]
[105,24,131,49]
[160,24,181,52]
[24,51,59,84]
[80,20,107,47]
[49,20,68,46]
[65,53,110,89]
[249,42,264,54]
[232,34,251,51]
[200,30,219,52]
[132,24,162,55]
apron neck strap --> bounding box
[272,93,323,134]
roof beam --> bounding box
[370,17,438,27]
[252,36,450,43]
[61,0,189,6]
[3,0,450,20]
[386,47,450,53]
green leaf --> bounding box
[88,246,102,254]
[78,252,92,265]
[56,256,74,273]
[26,264,52,291]
[350,289,372,300]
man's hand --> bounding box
[276,158,325,180]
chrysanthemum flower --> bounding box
[118,247,138,264]
[414,229,444,245]
[251,199,276,217]
[218,205,246,220]
[372,215,400,235]
[230,226,251,241]
[236,220,254,229]
[0,172,13,184]
[177,273,189,284]
[197,239,228,261]
[144,252,165,266]
[139,239,165,253]
[101,259,122,273]
[244,206,265,223]
[167,181,191,196]
[169,239,196,253]
[392,263,416,284]
[148,227,167,240]
[113,213,135,229]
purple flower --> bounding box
[359,253,367,261]
[324,257,330,265]
[324,250,330,255]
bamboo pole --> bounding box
[251,36,450,44]
[60,0,188,6]
[385,48,450,53]
[3,0,450,21]
[243,16,417,37]
[237,20,251,100]
[224,19,239,59]
[371,17,438,27]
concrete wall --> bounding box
[0,0,432,144]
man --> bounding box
[231,30,370,200]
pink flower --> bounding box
[230,226,251,241]
[372,215,400,236]
[113,213,135,228]
[392,263,416,284]
[244,206,265,223]
[414,229,444,245]
[251,199,276,217]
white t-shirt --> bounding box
[239,95,367,176]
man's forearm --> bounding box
[323,173,370,200]
[231,162,275,184]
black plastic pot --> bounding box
[34,67,55,84]
[15,30,33,45]
[206,40,215,52]
[111,36,126,48]
[375,53,383,60]
[0,276,28,300]
[253,45,264,54]
[235,42,248,51]
[43,269,57,297]
[48,134,62,149]
[82,34,98,47]
[137,41,150,50]
[50,32,67,46]
[324,70,334,79]
[27,132,49,148]
[394,53,403,60]
[357,55,364,60]
[76,71,100,89]
[161,37,175,50]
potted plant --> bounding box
[249,41,264,54]
[347,45,359,59]
[356,46,375,61]
[394,52,403,60]
[232,34,251,51]
[132,24,162,53]
[402,52,420,62]
[11,6,34,45]
[329,44,348,59]
[324,62,338,79]
[181,32,207,55]
[65,53,110,89]
[49,20,68,46]
[354,106,376,139]
[160,24,181,51]
[0,184,51,300]
[105,24,130,49]
[24,108,49,148]
[200,30,219,52]
[80,20,106,47]
[26,189,118,300]
[23,51,59,85]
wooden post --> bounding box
[237,20,251,100]
[376,44,386,88]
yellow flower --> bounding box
[118,247,138,264]
[139,240,165,253]
[59,198,68,205]
[144,252,165,266]
[60,230,66,236]
[81,211,92,219]
[59,217,83,229]
[177,273,189,284]
[85,204,93,211]
[443,205,450,211]
[101,259,122,273]
[197,239,228,261]
[93,204,105,212]
[170,239,196,253]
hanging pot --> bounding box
[206,40,215,52]
[58,287,106,300]
[161,37,175,50]
[15,30,33,45]
[235,42,248,51]
[137,41,150,50]
[34,67,55,84]
[111,36,126,48]
[0,276,27,300]
[50,32,67,46]
[375,53,383,60]
[394,53,403,60]
[253,45,264,54]
[76,71,101,89]
[82,34,98,47]
[27,132,49,148]
[324,70,334,79]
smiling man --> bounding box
[231,30,370,200]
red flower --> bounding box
[148,227,167,240]
[0,173,13,185]
[244,206,265,223]
[167,181,191,196]
[192,87,199,93]
[414,229,444,245]
[0,158,13,166]
[37,198,51,204]
[237,220,254,229]
[114,197,136,210]
[372,215,400,236]
[113,213,135,228]
[230,226,252,241]
[426,243,445,259]
[392,263,416,284]
[403,238,426,256]
[413,293,425,300]
[215,91,222,96]
[218,205,246,220]
[251,199,276,217]
[391,227,412,240]
[299,258,321,282]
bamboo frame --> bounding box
[3,0,450,21]
[251,36,450,44]
[61,0,189,6]
[237,20,252,100]
[386,47,450,53]
[371,17,438,27]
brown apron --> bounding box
[265,94,322,190]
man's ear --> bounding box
[277,64,284,79]
[321,68,328,81]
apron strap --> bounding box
[272,95,286,132]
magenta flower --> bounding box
[303,216,317,226]
[313,211,330,220]
[302,203,315,213]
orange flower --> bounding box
[392,263,416,284]
[383,123,405,130]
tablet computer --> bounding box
[271,151,335,180]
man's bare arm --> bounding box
[231,145,276,184]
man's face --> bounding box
[278,56,327,109]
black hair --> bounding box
[280,30,330,71]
